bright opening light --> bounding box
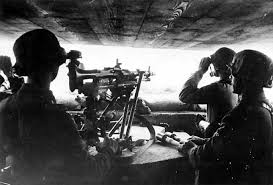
[0,38,272,105]
[52,44,214,104]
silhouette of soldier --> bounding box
[0,29,120,185]
[179,50,273,185]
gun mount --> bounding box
[67,54,155,156]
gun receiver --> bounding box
[67,57,153,149]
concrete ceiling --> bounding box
[1,0,273,49]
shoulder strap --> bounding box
[246,101,273,118]
[260,102,273,126]
[261,102,273,113]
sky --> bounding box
[0,39,272,104]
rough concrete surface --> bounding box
[0,0,273,49]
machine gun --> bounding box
[66,51,154,153]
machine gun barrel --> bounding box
[76,68,118,80]
[76,68,101,74]
[98,81,138,89]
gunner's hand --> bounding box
[199,57,211,73]
[178,140,197,157]
[99,137,121,155]
[188,135,206,145]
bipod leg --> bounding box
[108,115,123,137]
[98,96,118,120]
[97,96,118,137]
[125,72,144,139]
[119,95,131,139]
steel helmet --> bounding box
[67,50,82,60]
[231,50,273,88]
[13,29,66,76]
[210,47,235,77]
[212,47,236,69]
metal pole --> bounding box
[125,72,144,138]
[119,95,130,139]
[108,115,123,137]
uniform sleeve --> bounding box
[187,119,233,168]
[188,106,272,169]
[179,70,217,104]
[54,112,114,182]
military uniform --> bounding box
[0,84,113,185]
[179,70,238,137]
[8,76,24,93]
[189,93,273,184]
[0,71,24,101]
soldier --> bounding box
[0,29,120,185]
[0,56,12,92]
[0,56,24,100]
[179,50,273,185]
[179,47,238,137]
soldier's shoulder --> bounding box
[45,104,74,122]
[213,80,233,90]
[260,102,273,113]
[0,94,17,112]
[236,102,273,126]
[206,81,230,92]
[199,82,220,92]
[246,102,272,115]
[44,103,72,120]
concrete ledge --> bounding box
[142,111,206,135]
[145,99,205,112]
[68,110,206,135]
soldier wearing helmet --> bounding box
[179,47,238,137]
[231,50,273,93]
[0,56,12,93]
[0,56,24,99]
[179,49,273,185]
[0,29,119,185]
